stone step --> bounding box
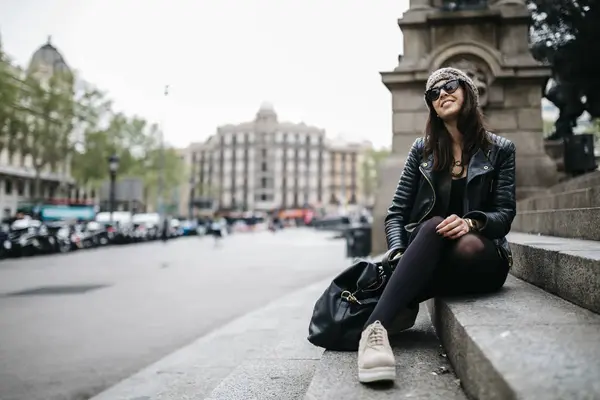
[547,170,600,194]
[511,207,600,241]
[428,275,600,400]
[507,232,600,314]
[89,279,328,400]
[303,304,467,400]
[517,186,600,211]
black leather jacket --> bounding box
[384,132,516,267]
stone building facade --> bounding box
[177,103,373,215]
[0,37,75,217]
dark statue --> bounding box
[528,0,599,141]
[543,57,600,140]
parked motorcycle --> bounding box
[45,221,73,254]
[0,222,11,259]
[8,218,46,257]
[86,221,111,246]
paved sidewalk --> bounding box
[90,277,331,400]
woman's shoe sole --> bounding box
[358,366,396,383]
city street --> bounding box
[0,229,348,400]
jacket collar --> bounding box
[418,147,494,185]
[466,147,494,184]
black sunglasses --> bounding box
[425,79,461,102]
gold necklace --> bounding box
[451,159,464,178]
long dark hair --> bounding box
[423,80,490,171]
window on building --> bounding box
[261,162,267,172]
[5,180,12,195]
[261,148,267,158]
[261,177,267,188]
[17,181,24,196]
[261,194,267,201]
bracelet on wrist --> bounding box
[465,218,477,232]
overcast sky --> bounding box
[1,0,411,149]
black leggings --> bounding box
[365,216,509,329]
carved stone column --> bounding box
[371,1,559,256]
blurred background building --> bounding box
[0,37,76,217]
[176,103,374,215]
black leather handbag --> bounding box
[307,248,400,351]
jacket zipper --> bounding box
[417,166,436,225]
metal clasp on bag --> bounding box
[340,290,362,305]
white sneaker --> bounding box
[357,321,396,383]
[388,305,419,336]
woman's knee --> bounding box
[453,234,487,258]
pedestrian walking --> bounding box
[161,217,170,243]
[210,215,226,246]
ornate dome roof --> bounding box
[256,102,277,120]
[259,101,274,112]
[28,36,71,76]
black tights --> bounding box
[365,216,509,328]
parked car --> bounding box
[180,219,198,236]
[132,213,160,241]
[169,219,183,237]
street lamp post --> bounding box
[158,84,169,223]
[188,177,195,220]
[108,154,120,222]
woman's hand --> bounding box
[436,214,470,240]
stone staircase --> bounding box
[429,171,600,399]
[90,173,600,399]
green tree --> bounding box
[0,49,20,157]
[21,71,75,200]
[71,110,184,208]
[136,124,184,206]
[69,82,113,188]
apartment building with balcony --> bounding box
[177,103,372,215]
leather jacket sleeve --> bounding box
[384,138,422,251]
[464,141,516,239]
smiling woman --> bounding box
[354,67,517,384]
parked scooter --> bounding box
[7,218,46,257]
[86,221,111,246]
[45,221,73,254]
[0,222,11,259]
